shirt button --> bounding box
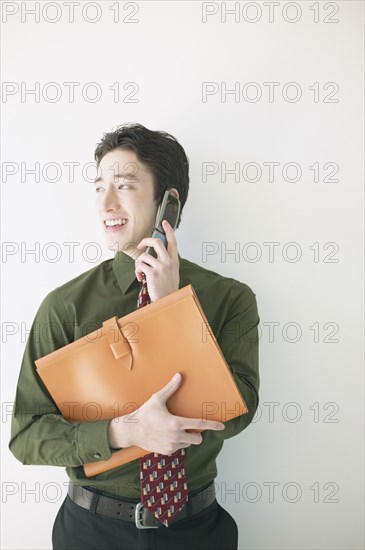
[94,452,102,459]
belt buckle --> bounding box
[135,502,160,529]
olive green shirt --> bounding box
[9,250,260,499]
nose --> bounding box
[102,186,121,212]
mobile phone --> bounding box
[146,190,181,258]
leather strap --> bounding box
[103,317,133,370]
[67,481,216,528]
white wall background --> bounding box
[1,1,364,549]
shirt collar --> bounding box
[112,250,182,295]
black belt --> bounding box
[67,481,216,529]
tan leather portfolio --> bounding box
[35,284,248,477]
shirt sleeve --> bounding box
[212,281,260,441]
[8,288,113,467]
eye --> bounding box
[118,183,132,189]
[95,187,103,192]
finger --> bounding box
[175,442,193,450]
[135,262,152,276]
[174,438,201,451]
[135,251,155,273]
[177,417,225,432]
[180,432,203,446]
[135,268,144,282]
[135,262,152,280]
[137,237,169,261]
[135,252,158,269]
[153,373,182,402]
[161,220,179,262]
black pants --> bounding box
[52,493,238,550]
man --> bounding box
[9,123,260,549]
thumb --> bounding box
[155,373,182,403]
[135,267,142,282]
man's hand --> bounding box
[134,219,180,302]
[108,373,225,455]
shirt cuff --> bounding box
[76,419,113,463]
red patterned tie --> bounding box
[136,271,188,527]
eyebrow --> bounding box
[94,173,139,184]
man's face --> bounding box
[95,148,159,258]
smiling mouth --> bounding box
[104,220,129,232]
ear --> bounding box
[169,188,179,200]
